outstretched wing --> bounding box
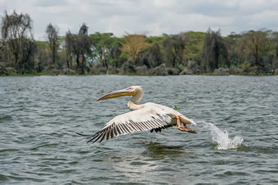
[78,105,174,143]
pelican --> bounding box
[77,86,196,143]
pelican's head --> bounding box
[97,86,143,101]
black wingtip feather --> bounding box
[75,132,91,137]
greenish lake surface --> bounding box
[0,75,278,184]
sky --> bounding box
[1,0,278,40]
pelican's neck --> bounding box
[127,89,144,111]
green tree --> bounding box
[271,31,278,69]
[238,30,271,72]
[90,32,121,69]
[224,32,242,67]
[121,33,150,65]
[184,32,206,63]
[139,43,163,68]
[35,40,51,72]
[109,46,122,68]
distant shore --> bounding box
[1,61,278,77]
[1,72,277,77]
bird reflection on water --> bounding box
[140,142,194,159]
[101,141,194,184]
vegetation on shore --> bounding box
[1,10,278,76]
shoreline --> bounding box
[1,73,277,77]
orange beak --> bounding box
[97,89,136,101]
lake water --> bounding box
[0,75,278,185]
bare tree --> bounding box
[65,32,73,69]
[163,33,188,67]
[202,28,228,72]
[46,23,59,64]
[1,10,36,73]
[65,23,92,73]
[1,10,32,64]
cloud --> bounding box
[1,0,278,40]
[34,0,67,7]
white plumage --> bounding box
[77,86,196,143]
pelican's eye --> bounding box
[127,87,133,91]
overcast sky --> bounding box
[1,0,278,40]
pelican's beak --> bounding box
[97,88,136,101]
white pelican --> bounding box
[77,86,196,143]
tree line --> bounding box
[1,10,278,75]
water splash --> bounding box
[195,121,243,150]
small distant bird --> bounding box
[77,86,196,143]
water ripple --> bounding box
[0,75,277,184]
